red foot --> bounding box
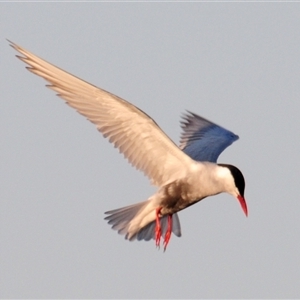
[155,208,173,251]
[155,208,162,248]
[163,214,172,251]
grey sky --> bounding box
[1,3,300,299]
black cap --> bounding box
[218,164,245,197]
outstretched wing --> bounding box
[9,41,195,187]
[179,111,239,163]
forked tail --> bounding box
[104,200,182,242]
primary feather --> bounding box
[9,40,195,187]
[180,111,239,162]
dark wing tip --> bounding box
[179,111,239,162]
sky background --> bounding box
[1,3,300,299]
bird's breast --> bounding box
[158,179,205,215]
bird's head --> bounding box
[217,164,248,216]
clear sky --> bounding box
[1,3,300,299]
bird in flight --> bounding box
[9,41,247,251]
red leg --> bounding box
[155,208,162,248]
[163,214,172,251]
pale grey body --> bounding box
[105,162,240,241]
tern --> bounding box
[9,41,247,251]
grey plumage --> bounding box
[9,40,247,250]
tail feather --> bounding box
[104,201,182,242]
[137,220,156,241]
[172,213,182,237]
[105,200,150,240]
